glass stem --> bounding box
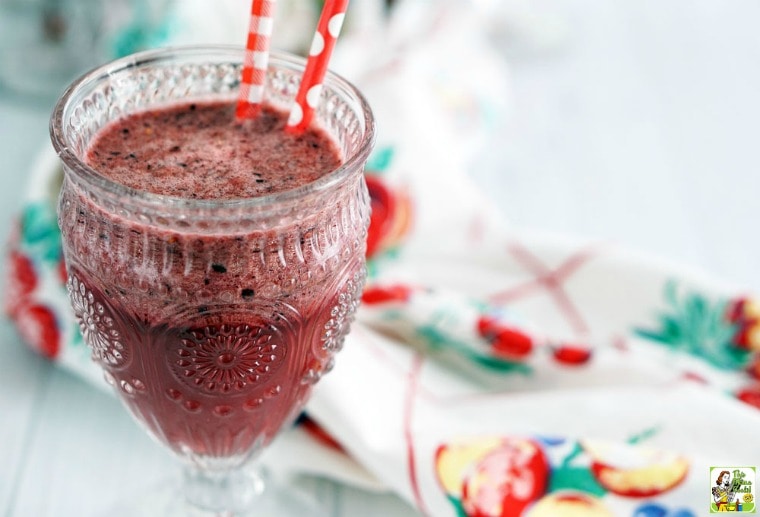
[182,464,264,514]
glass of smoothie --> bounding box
[50,46,374,515]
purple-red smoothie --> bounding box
[85,102,341,199]
[60,101,367,462]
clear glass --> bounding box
[50,46,374,515]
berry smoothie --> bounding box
[59,101,368,463]
[85,102,342,199]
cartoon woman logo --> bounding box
[712,470,735,511]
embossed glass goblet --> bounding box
[51,46,373,515]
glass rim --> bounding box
[49,44,376,211]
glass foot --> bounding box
[99,468,330,517]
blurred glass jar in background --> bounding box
[0,0,172,103]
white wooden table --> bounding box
[2,1,759,515]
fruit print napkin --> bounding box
[305,50,760,513]
[310,4,760,515]
[6,2,760,517]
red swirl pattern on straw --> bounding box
[236,0,278,120]
[286,0,349,133]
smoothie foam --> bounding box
[86,101,342,199]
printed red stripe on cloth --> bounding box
[236,0,277,119]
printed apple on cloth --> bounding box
[6,2,760,516]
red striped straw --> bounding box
[286,0,350,133]
[236,0,278,120]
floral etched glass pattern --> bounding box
[67,274,128,368]
[52,47,374,515]
[171,323,284,395]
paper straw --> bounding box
[286,0,349,133]
[236,0,278,120]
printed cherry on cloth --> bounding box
[6,3,760,517]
